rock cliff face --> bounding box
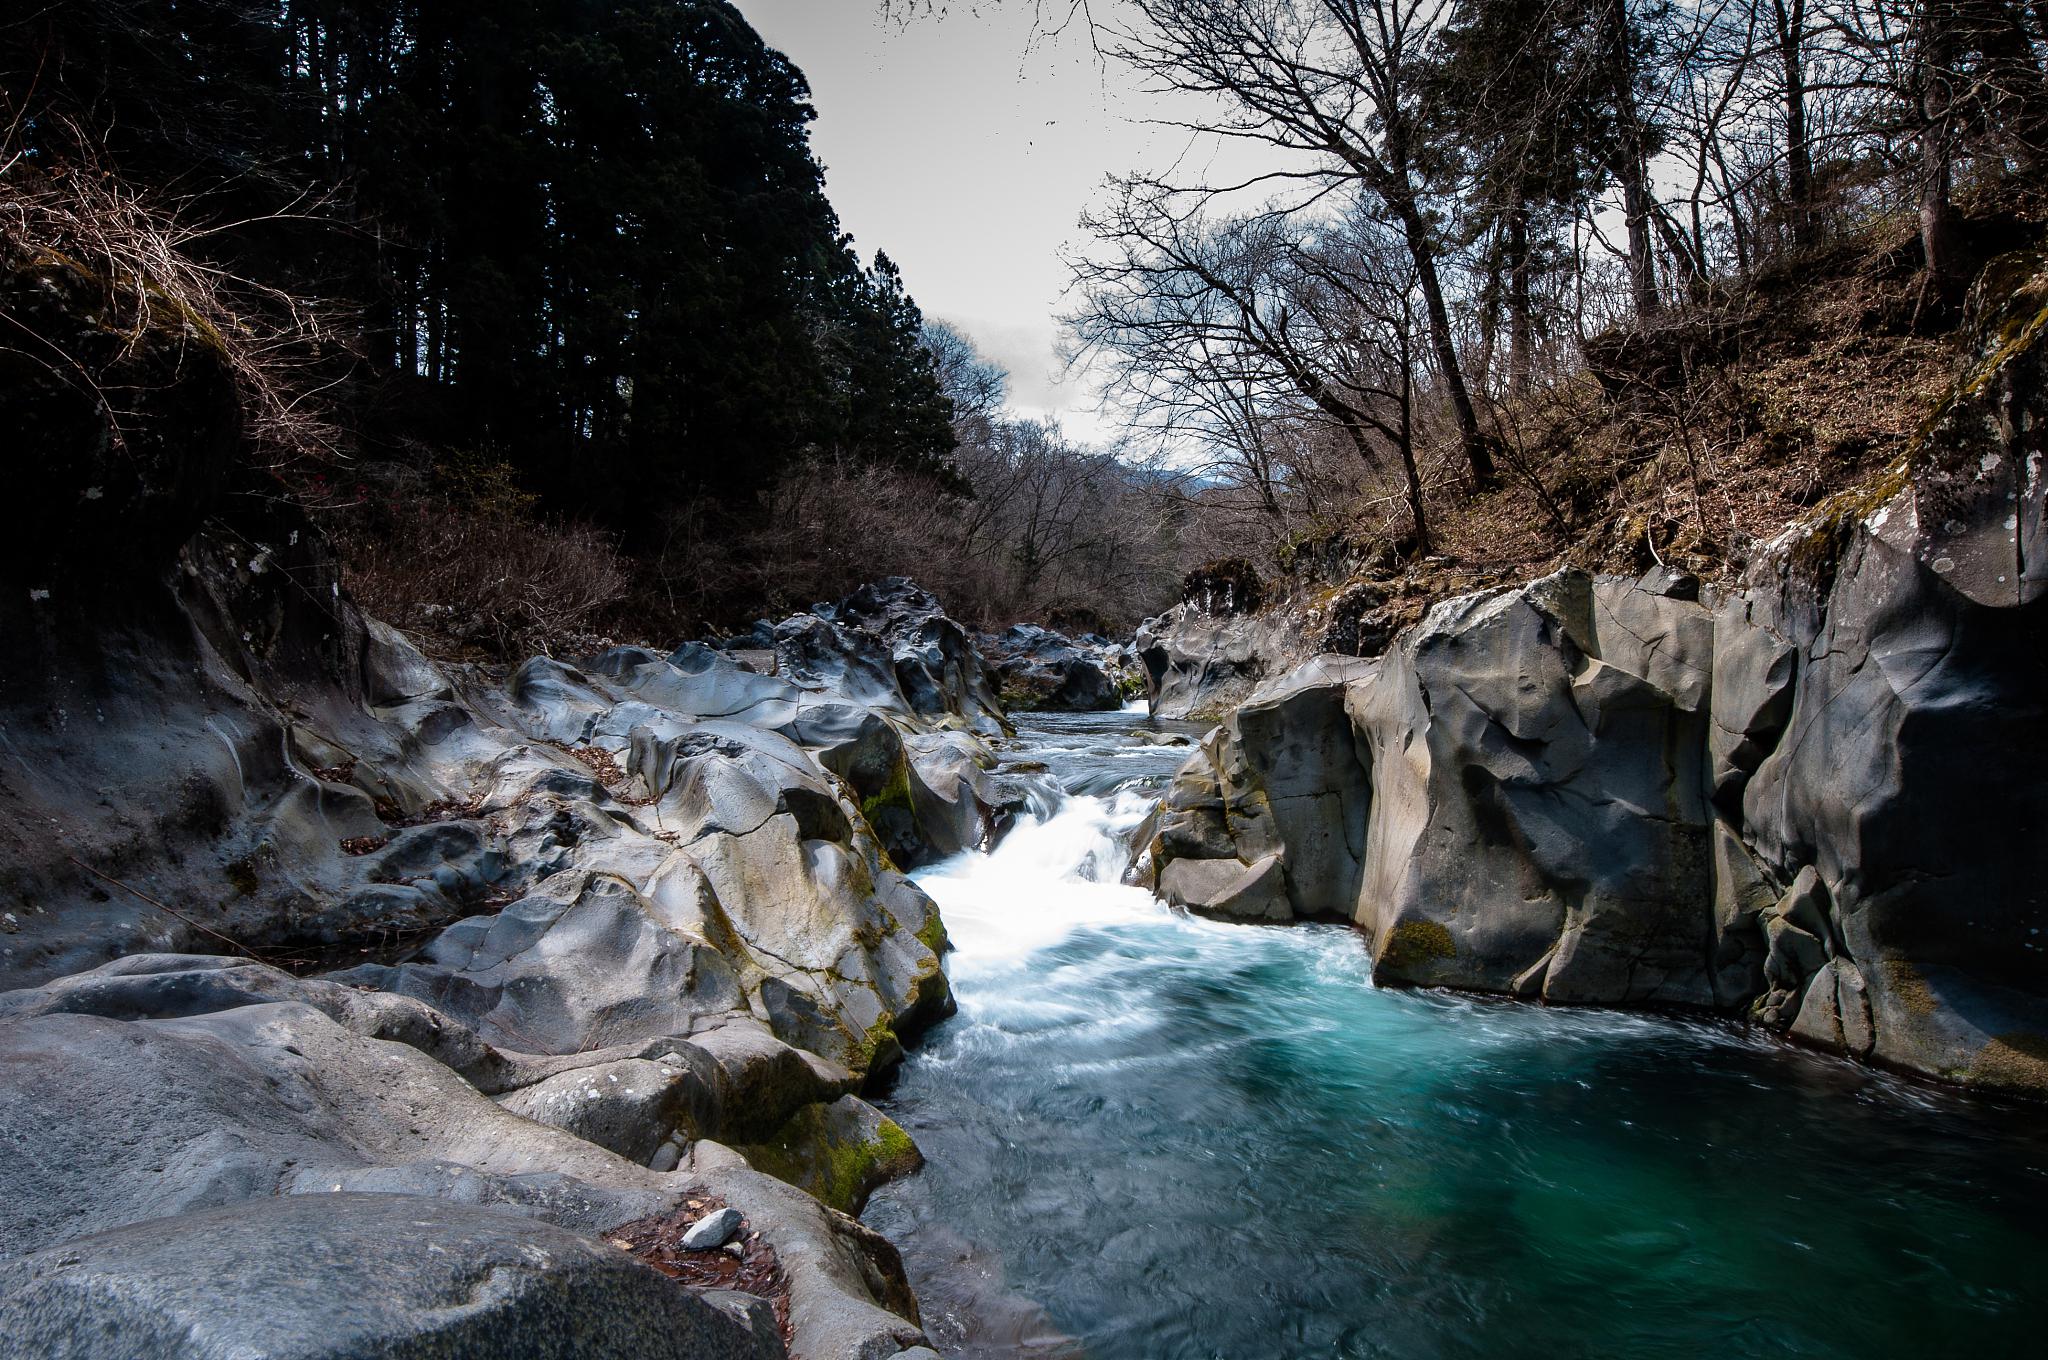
[1142,257,2048,1097]
[0,282,991,1360]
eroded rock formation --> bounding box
[980,623,1138,712]
[1141,257,2048,1096]
[0,299,994,1360]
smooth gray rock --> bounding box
[1348,570,1719,1006]
[0,953,520,1093]
[1135,603,1304,721]
[0,1193,781,1360]
[682,1206,746,1249]
[798,577,1008,735]
[983,623,1123,711]
[1741,519,2048,1085]
[499,1056,716,1166]
[1707,594,1797,808]
[0,1002,683,1258]
[0,993,929,1359]
[709,1167,927,1359]
[1159,854,1291,922]
[1228,656,1375,918]
[337,870,745,1057]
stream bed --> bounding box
[864,712,2048,1359]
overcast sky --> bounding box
[734,1,1279,447]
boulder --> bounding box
[1352,571,1720,1007]
[0,1193,781,1360]
[682,1206,747,1250]
[982,624,1123,711]
[817,577,1008,734]
[1158,854,1291,922]
[1134,604,1303,721]
[1140,655,1371,922]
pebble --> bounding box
[680,1207,743,1250]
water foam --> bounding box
[913,787,1163,978]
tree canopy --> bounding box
[3,0,957,539]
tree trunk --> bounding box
[1917,2,1960,321]
[1474,224,1502,396]
[1506,202,1534,399]
[1774,0,1815,251]
[1338,416,1428,557]
[1602,0,1660,315]
[1396,347,1429,556]
[1395,197,1496,488]
[1652,209,1704,302]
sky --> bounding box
[733,1,1280,447]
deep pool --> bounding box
[864,713,2048,1360]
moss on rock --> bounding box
[1378,919,1457,974]
[1969,1032,2048,1094]
[857,753,916,832]
[737,1098,922,1215]
[914,911,948,957]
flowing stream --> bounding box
[864,711,2048,1360]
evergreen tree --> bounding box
[1425,0,1613,394]
[1,0,958,540]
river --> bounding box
[863,710,2048,1360]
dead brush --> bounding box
[0,122,351,474]
[326,457,633,662]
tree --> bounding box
[1070,185,1434,554]
[1,1,959,538]
[1107,0,1498,489]
[1425,0,1612,395]
[924,319,1010,448]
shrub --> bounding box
[323,457,631,660]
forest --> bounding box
[5,0,2047,649]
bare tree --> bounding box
[1070,183,1435,553]
[1105,0,1498,489]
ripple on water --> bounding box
[868,722,2048,1360]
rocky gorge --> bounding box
[1133,255,2048,1097]
[1,238,2045,1359]
[0,276,1043,1356]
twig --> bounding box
[65,854,264,960]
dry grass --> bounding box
[0,134,349,471]
[324,458,633,661]
[1378,224,1966,594]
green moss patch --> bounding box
[858,754,915,830]
[738,1100,922,1215]
[856,1015,903,1075]
[1379,919,1457,973]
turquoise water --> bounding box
[865,715,2048,1360]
